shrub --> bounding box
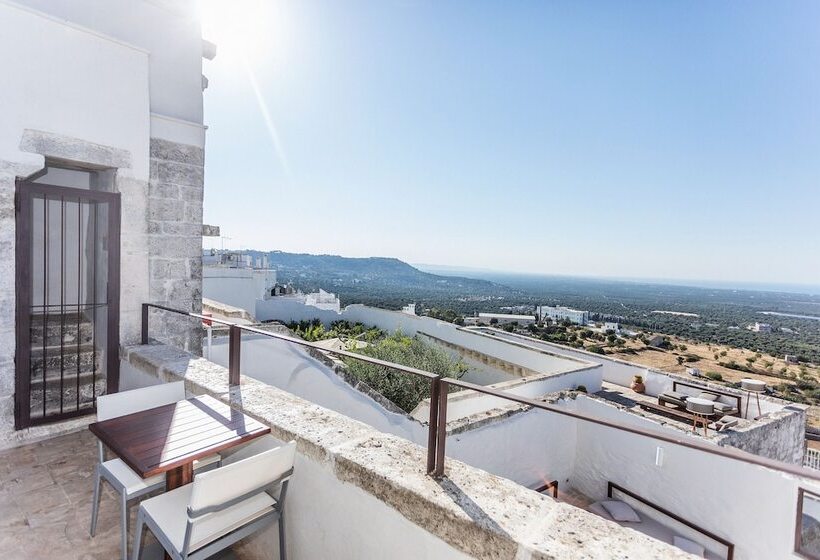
[344,332,467,413]
[705,371,724,382]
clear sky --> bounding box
[198,0,820,286]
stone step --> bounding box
[29,378,106,420]
[29,369,103,390]
[29,344,100,375]
[30,316,95,347]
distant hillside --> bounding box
[246,250,519,308]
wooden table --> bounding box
[90,394,270,490]
[90,394,270,559]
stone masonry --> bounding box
[147,138,205,354]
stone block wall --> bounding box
[147,138,205,354]
[0,171,17,431]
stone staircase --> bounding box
[28,312,107,419]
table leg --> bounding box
[163,463,194,559]
[166,462,194,490]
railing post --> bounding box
[426,377,441,475]
[141,303,149,345]
[228,325,241,386]
[432,380,449,479]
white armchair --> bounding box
[132,440,296,560]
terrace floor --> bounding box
[0,430,234,559]
[595,381,712,432]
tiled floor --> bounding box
[0,429,152,560]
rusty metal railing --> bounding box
[430,376,820,485]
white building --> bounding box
[401,303,417,315]
[538,305,590,325]
[304,289,342,312]
[202,266,278,317]
[0,0,211,436]
[749,322,773,333]
[603,321,621,333]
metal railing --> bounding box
[142,303,820,488]
[431,376,820,484]
[141,303,444,474]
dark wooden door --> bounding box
[15,181,120,429]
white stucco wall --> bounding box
[203,268,276,319]
[12,0,205,124]
[0,1,151,178]
[446,403,580,490]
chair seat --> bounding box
[101,455,221,496]
[141,484,277,554]
[101,459,165,495]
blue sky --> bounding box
[199,1,820,286]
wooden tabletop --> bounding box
[89,394,270,479]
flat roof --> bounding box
[477,313,535,320]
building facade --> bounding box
[538,305,590,325]
[0,0,210,441]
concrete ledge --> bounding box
[122,343,694,559]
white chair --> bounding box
[90,382,222,560]
[132,441,296,560]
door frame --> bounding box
[14,180,121,429]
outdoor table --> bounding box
[89,394,271,558]
[686,397,715,436]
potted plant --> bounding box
[631,374,646,394]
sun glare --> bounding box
[198,0,283,64]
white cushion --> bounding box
[101,455,218,496]
[141,483,276,553]
[601,500,641,523]
[101,459,165,495]
[587,501,612,520]
[673,535,705,557]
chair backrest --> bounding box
[189,440,296,517]
[96,381,186,421]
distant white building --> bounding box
[203,266,277,317]
[401,303,417,315]
[538,305,589,325]
[478,312,535,325]
[603,322,621,333]
[749,322,773,333]
[304,289,342,313]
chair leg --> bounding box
[132,509,145,560]
[90,468,102,536]
[278,512,287,560]
[120,492,129,560]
